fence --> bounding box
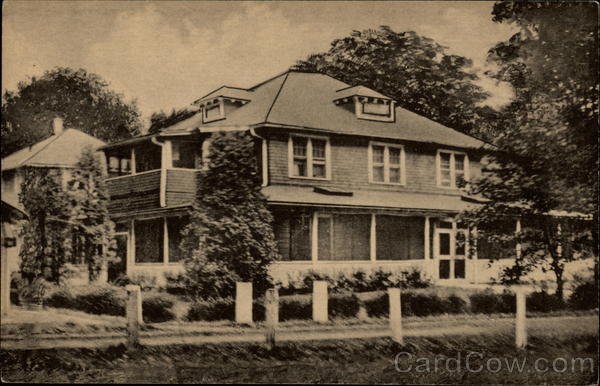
[125,281,531,350]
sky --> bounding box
[2,1,518,127]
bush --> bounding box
[280,295,312,321]
[365,291,469,318]
[329,293,360,318]
[569,280,599,310]
[111,273,157,291]
[142,293,176,323]
[164,272,190,297]
[364,293,389,318]
[526,291,566,312]
[187,298,235,322]
[45,285,126,316]
[469,290,515,314]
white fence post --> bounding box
[313,281,328,322]
[125,285,142,348]
[235,282,253,324]
[265,288,279,350]
[388,287,403,344]
[515,287,527,348]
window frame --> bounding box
[368,141,406,185]
[287,134,332,180]
[436,149,470,189]
[202,99,225,123]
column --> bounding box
[370,214,377,262]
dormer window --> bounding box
[333,85,395,122]
[202,99,225,123]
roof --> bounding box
[193,86,253,106]
[334,85,392,101]
[262,185,477,213]
[1,129,106,171]
[161,71,485,149]
[1,199,27,222]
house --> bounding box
[1,118,107,284]
[100,71,522,286]
[1,200,27,316]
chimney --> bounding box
[52,117,64,135]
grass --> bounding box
[1,331,596,383]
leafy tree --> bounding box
[1,67,142,157]
[67,146,116,281]
[18,168,71,284]
[148,108,197,135]
[180,131,280,299]
[461,1,598,297]
[293,26,497,141]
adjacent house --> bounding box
[100,71,519,285]
[1,118,107,284]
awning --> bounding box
[262,185,479,213]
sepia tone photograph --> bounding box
[1,0,598,383]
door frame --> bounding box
[433,219,469,280]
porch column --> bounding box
[163,217,169,264]
[424,217,430,259]
[311,211,319,264]
[127,219,135,276]
[515,219,522,259]
[130,148,136,175]
[472,226,479,284]
[370,214,376,262]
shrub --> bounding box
[187,298,235,322]
[75,286,126,316]
[469,290,515,314]
[364,293,389,318]
[111,273,157,291]
[44,286,76,309]
[569,280,599,310]
[445,295,468,314]
[142,293,176,323]
[365,291,468,317]
[329,293,360,318]
[280,295,312,321]
[164,272,190,297]
[526,291,567,312]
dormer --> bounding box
[333,85,395,122]
[192,86,252,123]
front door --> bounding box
[108,233,128,282]
[435,226,468,280]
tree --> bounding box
[461,1,598,298]
[293,26,497,141]
[1,67,142,157]
[180,131,280,299]
[18,167,71,284]
[67,146,116,281]
[148,108,197,135]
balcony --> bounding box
[107,169,199,216]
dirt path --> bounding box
[1,315,596,350]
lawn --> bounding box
[1,319,597,383]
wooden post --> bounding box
[515,287,527,349]
[235,282,253,324]
[388,288,403,344]
[264,288,279,350]
[313,280,328,322]
[126,285,142,349]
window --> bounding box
[172,142,201,169]
[437,150,469,188]
[369,142,405,184]
[376,216,424,260]
[272,212,312,261]
[167,216,187,263]
[319,214,370,261]
[288,135,330,179]
[135,218,163,263]
[203,103,224,123]
[355,100,395,122]
[136,145,161,173]
[106,151,131,178]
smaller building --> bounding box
[1,118,107,285]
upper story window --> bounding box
[202,102,224,123]
[368,142,406,185]
[136,145,162,173]
[106,150,132,178]
[172,141,202,169]
[288,135,331,180]
[436,150,469,188]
